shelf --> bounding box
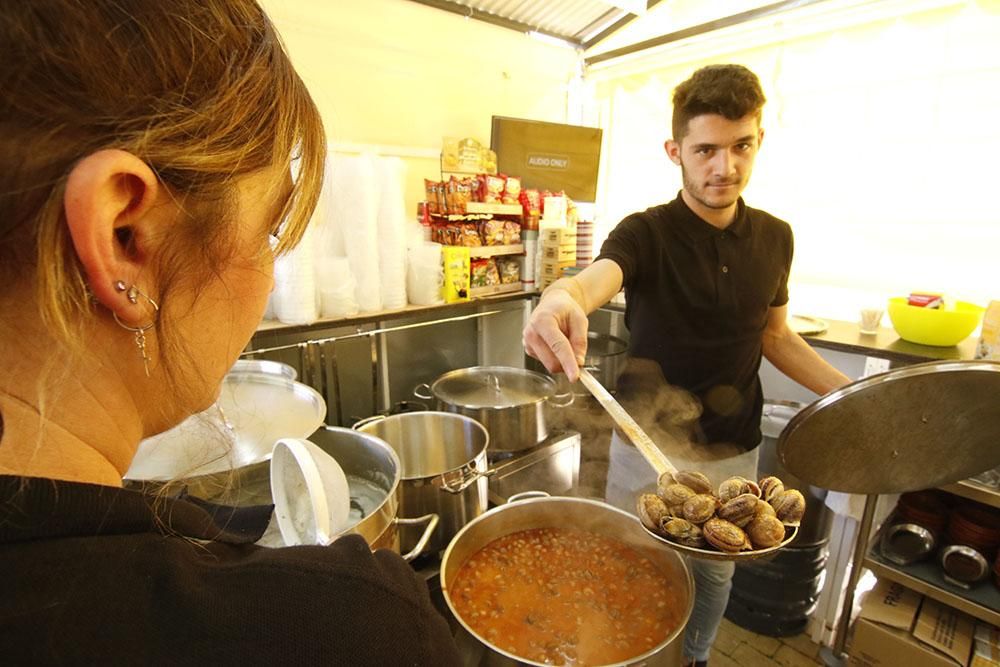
[253,290,536,336]
[941,480,1000,509]
[464,202,523,216]
[470,282,523,298]
[864,549,1000,627]
[467,244,524,258]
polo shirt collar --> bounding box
[672,191,750,241]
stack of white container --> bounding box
[269,152,424,324]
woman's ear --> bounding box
[64,149,161,320]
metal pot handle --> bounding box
[547,391,574,408]
[434,466,496,494]
[351,414,386,430]
[506,490,550,503]
[413,383,433,400]
[395,513,440,562]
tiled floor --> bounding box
[708,618,824,667]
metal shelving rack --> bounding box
[861,481,1000,628]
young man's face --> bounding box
[665,113,764,211]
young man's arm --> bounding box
[522,258,624,382]
[761,304,852,395]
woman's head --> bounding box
[0,0,324,430]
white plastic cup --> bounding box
[270,438,351,546]
[859,308,884,334]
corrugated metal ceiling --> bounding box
[407,0,658,48]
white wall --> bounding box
[262,0,581,213]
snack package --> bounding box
[480,219,505,246]
[424,179,440,215]
[484,174,505,203]
[502,221,522,245]
[498,258,521,284]
[908,292,944,308]
[436,180,447,215]
[458,137,483,173]
[519,188,541,231]
[474,174,488,203]
[485,258,501,286]
[442,246,471,302]
[483,149,497,175]
[442,137,460,171]
[502,175,522,205]
[470,258,491,288]
[459,222,482,247]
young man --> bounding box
[522,64,850,666]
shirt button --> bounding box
[722,265,729,273]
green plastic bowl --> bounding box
[887,297,984,347]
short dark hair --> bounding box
[671,64,766,140]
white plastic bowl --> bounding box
[270,437,351,546]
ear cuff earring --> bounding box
[112,280,160,377]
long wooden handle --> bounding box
[577,368,677,477]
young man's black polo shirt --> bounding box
[596,192,793,451]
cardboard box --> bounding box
[970,623,1000,667]
[913,598,974,666]
[849,580,973,667]
[541,243,576,262]
[540,258,575,280]
[539,226,577,247]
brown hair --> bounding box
[0,0,325,362]
[671,64,766,140]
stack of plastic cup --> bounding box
[407,242,444,306]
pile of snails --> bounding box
[637,471,806,553]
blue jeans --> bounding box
[605,431,760,662]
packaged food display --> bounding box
[483,149,497,175]
[498,258,521,284]
[470,258,501,288]
[502,221,521,245]
[458,137,483,173]
[502,175,522,205]
[442,137,460,171]
[424,179,440,215]
[480,219,505,246]
[484,175,505,203]
[519,188,541,231]
[442,246,471,302]
[459,222,482,247]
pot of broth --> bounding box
[414,366,572,453]
[440,495,694,666]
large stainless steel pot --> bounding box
[355,412,490,555]
[147,426,436,560]
[578,331,628,394]
[440,495,694,666]
[414,366,572,453]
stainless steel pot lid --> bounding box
[230,359,297,381]
[125,373,326,481]
[584,332,628,359]
[778,360,1000,494]
[431,366,555,409]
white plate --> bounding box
[125,374,326,481]
[788,315,829,336]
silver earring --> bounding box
[112,281,160,378]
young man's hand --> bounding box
[522,288,589,382]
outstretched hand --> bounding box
[522,289,589,382]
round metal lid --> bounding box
[584,331,628,358]
[431,366,555,409]
[125,373,326,481]
[778,360,1000,494]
